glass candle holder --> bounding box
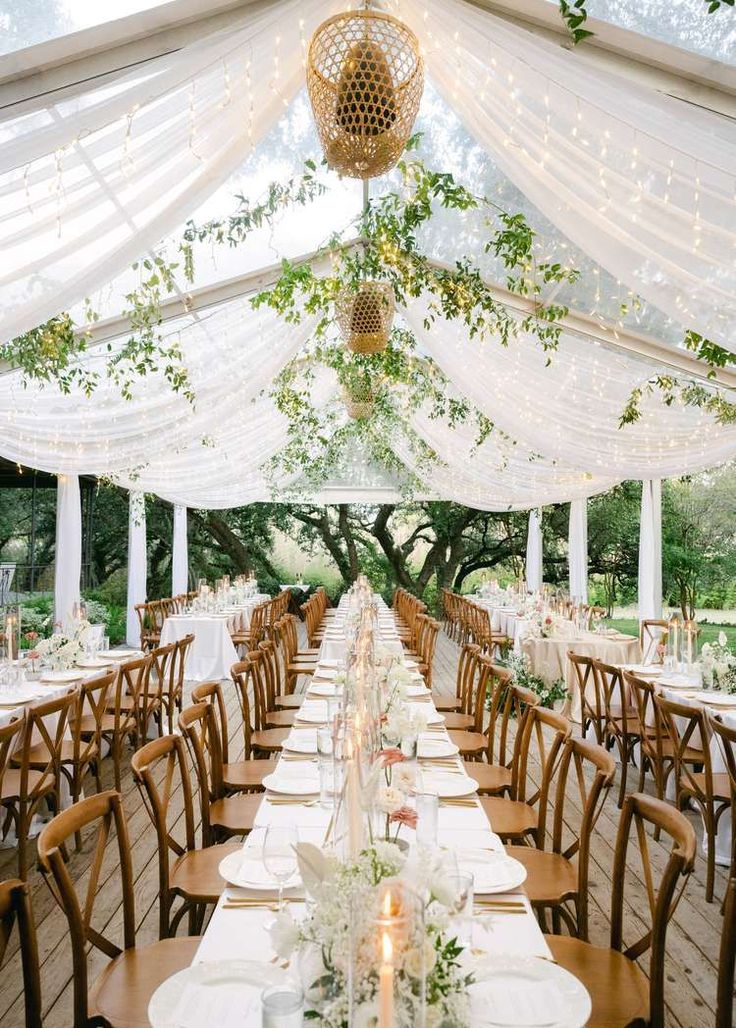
[262,982,304,1027]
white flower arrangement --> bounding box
[35,618,90,670]
[699,633,736,693]
[271,842,471,1027]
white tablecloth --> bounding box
[533,633,641,721]
[189,597,559,1025]
[161,616,238,682]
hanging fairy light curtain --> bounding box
[307,6,424,179]
[0,0,342,346]
[400,0,736,350]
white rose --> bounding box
[392,765,416,794]
[404,938,437,979]
[268,911,299,959]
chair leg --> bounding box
[704,810,715,904]
[617,743,629,808]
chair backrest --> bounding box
[640,619,669,664]
[547,737,615,940]
[37,791,136,1028]
[455,643,480,710]
[717,876,736,1028]
[0,878,42,1028]
[230,657,257,754]
[257,639,282,711]
[0,718,24,795]
[172,633,194,699]
[654,694,710,799]
[419,617,440,667]
[709,714,736,855]
[492,681,540,783]
[191,680,231,764]
[70,670,115,766]
[116,653,151,729]
[609,793,696,1028]
[625,672,663,768]
[515,705,571,810]
[592,660,633,738]
[250,602,268,646]
[131,734,196,940]
[567,652,600,738]
[150,642,177,702]
[16,692,76,799]
[178,702,223,844]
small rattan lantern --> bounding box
[307,9,424,179]
[335,281,395,353]
[342,382,375,420]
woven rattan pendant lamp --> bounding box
[335,280,395,353]
[307,5,424,179]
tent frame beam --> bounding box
[80,241,736,393]
[0,0,734,119]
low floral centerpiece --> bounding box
[270,841,471,1027]
[699,633,736,693]
[35,618,91,670]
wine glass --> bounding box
[263,826,298,912]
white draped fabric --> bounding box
[126,492,147,647]
[53,474,81,632]
[0,0,339,344]
[172,505,189,596]
[638,479,663,622]
[568,498,589,604]
[525,508,543,592]
[403,0,736,350]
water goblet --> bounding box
[263,826,299,913]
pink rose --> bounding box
[379,747,406,768]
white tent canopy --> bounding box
[0,0,735,513]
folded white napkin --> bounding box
[169,979,261,1027]
[470,979,564,1025]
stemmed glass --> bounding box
[263,826,298,912]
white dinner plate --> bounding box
[468,955,591,1027]
[0,686,46,705]
[283,734,317,754]
[458,850,527,894]
[625,664,662,677]
[218,850,302,891]
[425,710,446,726]
[406,684,430,697]
[38,670,82,683]
[261,772,319,796]
[98,649,142,660]
[418,736,459,758]
[699,692,736,707]
[75,658,113,669]
[309,682,342,697]
[148,959,290,1027]
[420,772,477,797]
[295,705,332,724]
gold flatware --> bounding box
[266,796,318,806]
[440,798,477,808]
[474,906,527,916]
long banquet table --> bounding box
[179,597,589,1026]
[160,596,269,682]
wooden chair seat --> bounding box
[88,936,201,1028]
[442,712,475,731]
[169,841,242,901]
[78,712,121,735]
[462,761,512,795]
[433,697,463,713]
[265,710,296,729]
[223,758,279,792]
[448,729,486,758]
[687,771,731,801]
[251,728,291,754]
[505,845,578,905]
[20,739,99,767]
[209,792,263,836]
[479,797,537,841]
[1,768,50,800]
[274,695,304,710]
[545,935,649,1028]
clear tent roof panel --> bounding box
[0,0,172,56]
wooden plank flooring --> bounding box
[0,629,728,1027]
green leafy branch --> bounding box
[559,0,732,46]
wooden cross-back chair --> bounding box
[159,633,193,734]
[230,655,291,758]
[436,641,481,714]
[547,793,696,1028]
[275,614,316,700]
[178,701,261,844]
[0,878,42,1028]
[191,680,277,793]
[4,691,76,879]
[131,733,240,939]
[464,677,540,797]
[640,619,669,665]
[625,673,705,831]
[507,736,615,940]
[146,641,176,741]
[567,652,600,739]
[709,713,736,893]
[444,645,489,741]
[590,659,640,807]
[655,694,730,903]
[415,615,441,689]
[480,705,571,846]
[256,640,296,729]
[0,716,23,802]
[717,876,736,1028]
[37,790,199,1028]
[134,602,156,652]
[100,653,150,791]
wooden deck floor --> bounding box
[0,630,728,1027]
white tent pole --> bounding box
[638,479,663,622]
[525,508,543,592]
[568,498,588,605]
[171,504,189,596]
[126,491,147,647]
[53,474,82,632]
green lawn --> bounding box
[606,618,736,651]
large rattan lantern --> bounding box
[307,9,424,179]
[335,280,395,353]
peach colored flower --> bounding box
[389,806,418,830]
[379,747,406,768]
